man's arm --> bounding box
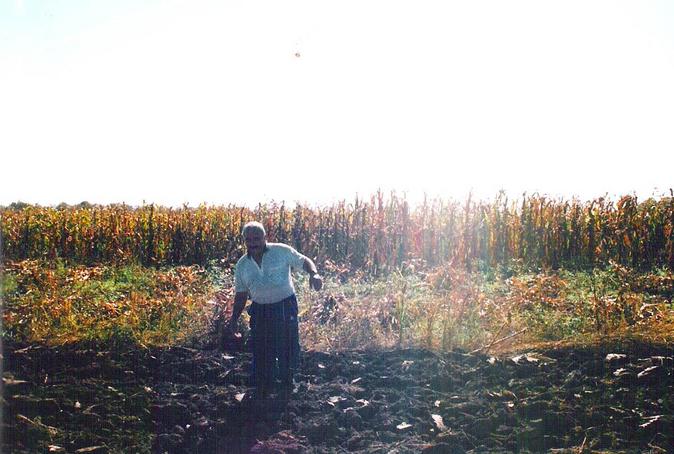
[227,291,249,331]
[303,257,323,291]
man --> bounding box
[224,221,322,398]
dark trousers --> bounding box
[247,295,300,389]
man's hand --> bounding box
[223,317,238,335]
[309,273,323,291]
[303,258,323,291]
[218,317,242,351]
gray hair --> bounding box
[242,221,266,236]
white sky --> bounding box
[1,0,673,207]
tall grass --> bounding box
[3,192,672,273]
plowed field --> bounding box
[3,341,672,453]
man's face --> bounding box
[244,229,266,255]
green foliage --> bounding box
[1,271,19,297]
[2,260,214,346]
[522,304,586,340]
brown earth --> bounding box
[2,340,673,453]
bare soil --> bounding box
[3,340,673,453]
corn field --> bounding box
[1,192,673,272]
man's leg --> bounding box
[277,295,300,389]
[250,303,274,396]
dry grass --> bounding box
[2,259,672,351]
[1,259,215,346]
[296,263,673,354]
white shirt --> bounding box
[234,243,308,304]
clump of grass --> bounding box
[295,263,673,353]
[1,259,215,346]
[500,264,674,348]
[295,264,512,352]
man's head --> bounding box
[242,221,266,256]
